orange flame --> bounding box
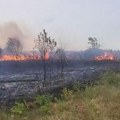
[0,52,49,61]
[0,55,40,61]
[94,52,116,61]
[45,52,49,60]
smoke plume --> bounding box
[0,22,33,51]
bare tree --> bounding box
[34,29,57,86]
[88,37,100,49]
[6,37,23,57]
[56,48,66,78]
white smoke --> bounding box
[0,21,33,51]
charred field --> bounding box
[0,60,120,120]
[0,59,120,104]
[0,60,120,82]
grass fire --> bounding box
[0,29,120,120]
[0,1,120,119]
[94,52,117,61]
[0,53,49,61]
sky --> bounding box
[0,0,120,51]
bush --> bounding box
[73,81,86,92]
[35,95,52,106]
[11,102,27,115]
[62,88,73,101]
[35,95,53,115]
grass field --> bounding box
[0,71,120,120]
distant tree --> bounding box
[6,37,23,56]
[88,37,100,49]
[34,29,57,86]
[56,48,66,78]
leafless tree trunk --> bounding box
[43,59,47,86]
[56,48,66,79]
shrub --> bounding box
[35,95,53,115]
[73,81,86,92]
[62,88,73,101]
[35,95,52,106]
[11,102,27,115]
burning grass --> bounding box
[0,71,120,120]
[94,52,116,61]
[0,52,49,61]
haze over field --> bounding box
[0,0,120,51]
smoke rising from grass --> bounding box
[0,22,33,51]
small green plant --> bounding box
[11,102,27,115]
[73,81,86,92]
[35,95,52,106]
[62,88,73,101]
[35,95,52,115]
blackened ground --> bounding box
[0,60,120,82]
[0,60,120,103]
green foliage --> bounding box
[73,81,86,92]
[11,102,26,115]
[35,95,53,115]
[62,88,73,101]
[101,71,120,86]
[35,95,52,106]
